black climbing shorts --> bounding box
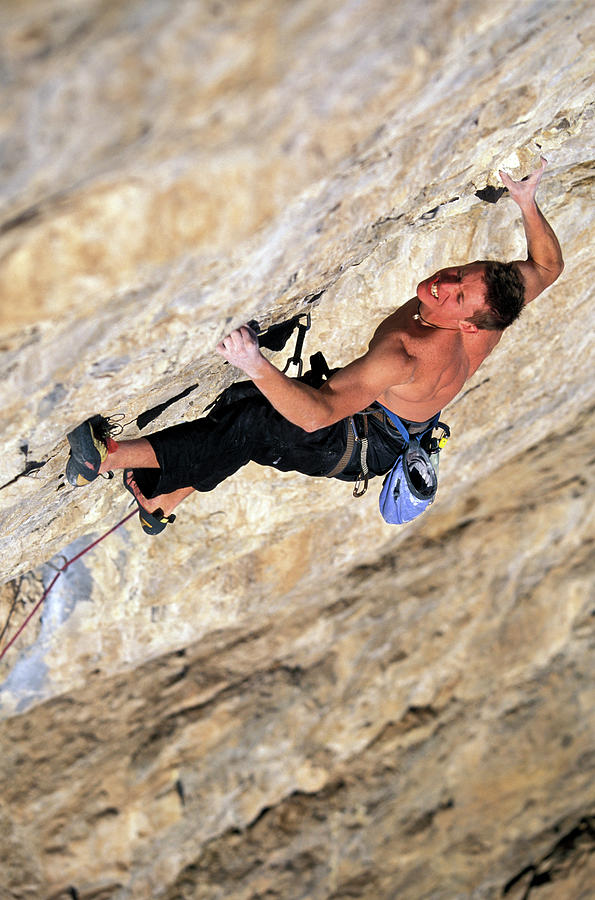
[135,384,430,498]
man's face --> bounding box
[416,261,488,325]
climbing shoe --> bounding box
[66,414,119,487]
[123,469,176,536]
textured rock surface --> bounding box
[0,0,594,897]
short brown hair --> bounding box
[466,261,525,331]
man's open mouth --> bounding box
[430,279,439,299]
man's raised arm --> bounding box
[499,157,564,304]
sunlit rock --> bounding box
[0,1,593,897]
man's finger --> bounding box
[216,324,259,361]
[217,334,235,352]
[228,329,244,351]
[528,158,547,181]
[239,325,258,346]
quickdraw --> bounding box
[281,313,311,377]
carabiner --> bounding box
[282,312,311,376]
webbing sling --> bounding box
[325,419,356,479]
[376,404,441,443]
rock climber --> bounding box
[65,158,563,533]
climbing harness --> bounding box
[325,405,386,497]
[0,510,137,663]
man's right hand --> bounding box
[502,156,563,304]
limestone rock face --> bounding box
[0,1,594,898]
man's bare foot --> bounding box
[124,471,170,516]
[123,470,194,517]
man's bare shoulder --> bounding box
[369,300,417,348]
[369,300,457,364]
[366,313,417,375]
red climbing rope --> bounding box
[0,510,137,663]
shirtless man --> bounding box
[65,158,563,532]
